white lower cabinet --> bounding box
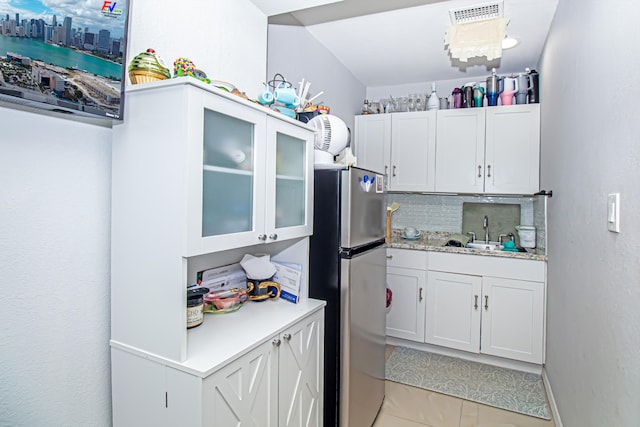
[386,250,546,365]
[480,276,544,363]
[386,248,428,342]
[426,253,545,364]
[203,338,278,426]
[425,271,481,353]
[112,308,324,427]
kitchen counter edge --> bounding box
[110,298,326,378]
[387,238,547,261]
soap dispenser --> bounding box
[427,82,440,110]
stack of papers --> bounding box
[272,261,302,304]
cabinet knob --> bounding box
[477,165,482,178]
[269,233,278,240]
[258,234,267,241]
[487,164,492,178]
[283,333,291,341]
[273,338,281,347]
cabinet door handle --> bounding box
[283,333,291,341]
[385,165,388,175]
[477,165,482,178]
[269,233,278,240]
[258,234,267,241]
[386,255,393,259]
[474,295,478,309]
[484,295,489,310]
[487,165,492,178]
[393,165,397,177]
[273,338,281,347]
[419,288,423,302]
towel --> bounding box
[445,233,471,247]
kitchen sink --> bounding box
[466,241,503,251]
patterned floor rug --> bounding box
[385,346,551,420]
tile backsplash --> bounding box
[388,193,538,235]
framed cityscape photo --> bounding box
[0,0,129,120]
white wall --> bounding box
[0,108,113,425]
[267,24,365,132]
[0,1,269,424]
[540,0,640,425]
[127,0,267,97]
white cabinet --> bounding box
[425,271,481,353]
[426,252,545,364]
[435,104,540,194]
[484,105,541,194]
[112,307,324,427]
[386,248,428,342]
[353,114,390,176]
[111,79,314,363]
[355,111,436,191]
[480,277,544,362]
[113,78,314,259]
[204,338,279,426]
[434,108,486,193]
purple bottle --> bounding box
[452,88,463,108]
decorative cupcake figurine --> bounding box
[128,48,171,85]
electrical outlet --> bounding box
[607,193,620,233]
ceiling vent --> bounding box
[449,1,504,24]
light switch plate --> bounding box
[607,193,620,233]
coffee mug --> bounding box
[273,84,300,107]
[257,87,274,105]
[247,279,281,301]
[403,226,420,238]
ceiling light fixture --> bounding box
[502,37,519,49]
[445,1,512,62]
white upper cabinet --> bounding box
[390,111,437,192]
[354,114,391,176]
[355,111,436,191]
[265,117,315,243]
[435,109,486,193]
[113,79,314,259]
[357,104,540,195]
[484,104,541,194]
[435,104,540,195]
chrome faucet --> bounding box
[483,215,489,243]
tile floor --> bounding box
[374,346,556,427]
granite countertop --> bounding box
[387,230,547,262]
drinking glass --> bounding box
[415,93,424,111]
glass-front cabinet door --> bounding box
[265,117,314,242]
[185,93,266,256]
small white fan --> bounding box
[308,114,350,168]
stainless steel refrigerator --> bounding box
[309,166,387,427]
